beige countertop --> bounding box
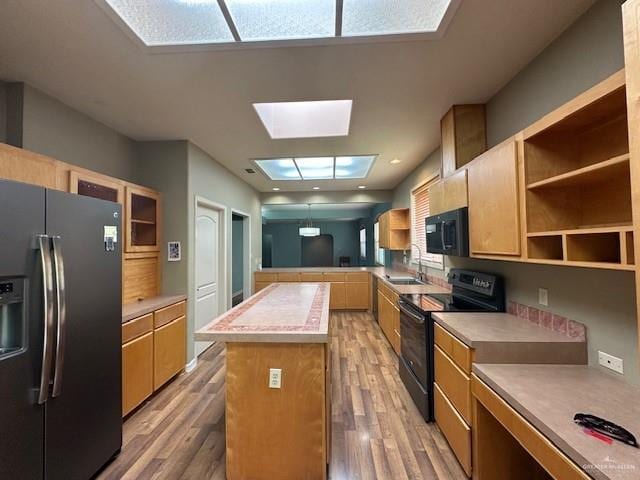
[474,364,640,480]
[122,294,187,323]
[433,312,587,364]
[257,266,451,296]
[195,282,331,344]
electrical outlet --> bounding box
[598,351,624,374]
[538,288,548,307]
[269,368,282,388]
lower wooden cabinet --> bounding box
[122,332,154,416]
[434,383,472,476]
[329,282,347,309]
[377,286,401,355]
[121,300,187,417]
[154,315,186,390]
[345,281,369,309]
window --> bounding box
[411,179,444,269]
[374,221,384,265]
[359,227,367,259]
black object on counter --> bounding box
[574,413,639,448]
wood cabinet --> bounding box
[468,140,521,256]
[377,284,400,354]
[154,315,186,390]
[121,300,186,417]
[345,282,369,310]
[69,169,124,204]
[125,185,161,253]
[329,282,346,310]
[429,169,468,216]
[378,208,411,250]
[441,105,487,178]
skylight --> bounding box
[97,0,459,48]
[255,156,375,181]
[253,100,352,139]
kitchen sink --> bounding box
[386,277,426,286]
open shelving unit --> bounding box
[125,186,160,252]
[522,72,634,270]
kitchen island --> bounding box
[195,282,331,480]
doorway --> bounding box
[194,198,225,357]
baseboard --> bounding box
[185,357,198,373]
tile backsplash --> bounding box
[508,301,587,341]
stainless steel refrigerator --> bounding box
[0,179,122,479]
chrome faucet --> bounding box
[411,243,425,282]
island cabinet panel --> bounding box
[225,343,327,480]
[122,332,153,417]
[153,316,186,390]
[468,140,521,256]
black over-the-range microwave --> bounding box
[425,207,469,257]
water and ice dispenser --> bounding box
[0,278,25,358]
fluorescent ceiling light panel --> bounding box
[335,156,375,179]
[104,0,234,45]
[254,158,301,180]
[255,155,376,180]
[225,0,335,41]
[296,157,334,180]
[253,100,352,139]
[342,0,451,36]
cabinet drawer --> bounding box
[154,301,186,329]
[324,272,346,282]
[435,345,472,424]
[434,383,472,476]
[300,273,324,282]
[254,272,278,282]
[122,332,153,416]
[345,282,369,310]
[277,272,300,282]
[154,316,186,390]
[434,323,472,373]
[378,282,392,300]
[345,272,369,282]
[122,313,153,344]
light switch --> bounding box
[538,288,548,307]
[269,368,282,388]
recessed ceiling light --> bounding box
[272,187,280,191]
[253,100,352,139]
[390,158,402,164]
[312,186,320,190]
[358,185,367,189]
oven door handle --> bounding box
[399,301,425,324]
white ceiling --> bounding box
[0,0,594,192]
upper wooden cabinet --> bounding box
[429,170,468,216]
[69,169,124,204]
[441,105,487,178]
[379,208,410,250]
[468,140,521,256]
[125,185,161,253]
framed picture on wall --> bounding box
[168,241,181,262]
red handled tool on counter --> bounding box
[574,413,639,448]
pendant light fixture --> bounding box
[299,204,320,237]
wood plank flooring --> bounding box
[98,312,466,480]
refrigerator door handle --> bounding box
[51,236,66,398]
[37,235,55,404]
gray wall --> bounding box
[134,141,190,296]
[392,0,639,384]
[0,81,6,143]
[187,142,262,361]
[20,84,136,181]
[232,216,244,294]
[263,221,361,268]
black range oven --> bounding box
[398,269,504,422]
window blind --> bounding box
[411,179,444,269]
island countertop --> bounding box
[195,282,331,343]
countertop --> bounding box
[257,266,451,296]
[195,282,331,343]
[433,312,587,364]
[474,364,640,480]
[122,294,187,323]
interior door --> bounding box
[0,180,46,480]
[45,189,122,480]
[195,204,220,357]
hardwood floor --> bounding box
[98,312,466,480]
